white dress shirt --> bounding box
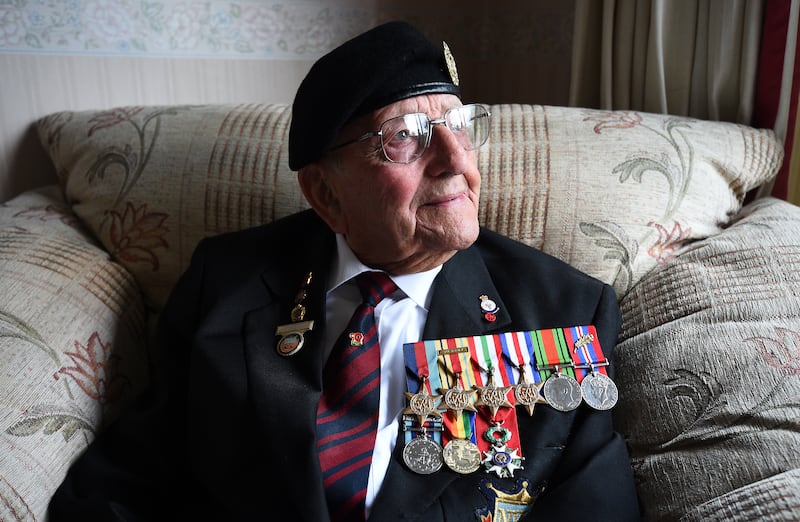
[324,234,441,516]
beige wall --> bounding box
[0,54,315,200]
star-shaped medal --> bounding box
[439,380,477,417]
[514,377,548,416]
[403,385,443,426]
[474,380,514,418]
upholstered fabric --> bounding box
[478,105,782,297]
[615,196,800,521]
[0,186,148,520]
[37,104,303,310]
[680,468,800,522]
[0,103,792,520]
[36,104,782,311]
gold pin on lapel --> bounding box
[275,271,315,356]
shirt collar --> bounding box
[329,234,441,310]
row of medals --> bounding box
[401,363,618,477]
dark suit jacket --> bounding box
[49,209,640,521]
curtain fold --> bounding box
[570,0,762,123]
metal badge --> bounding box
[474,381,513,419]
[442,438,482,474]
[403,384,443,426]
[403,436,444,475]
[439,380,477,416]
[482,444,525,478]
[514,380,548,416]
[479,294,499,323]
[443,41,459,87]
[481,425,525,478]
[580,372,619,410]
[543,372,582,412]
[275,320,314,356]
[275,272,314,356]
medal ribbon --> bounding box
[564,324,608,382]
[403,325,606,437]
[436,338,477,444]
[402,417,443,445]
[530,327,576,380]
[469,334,522,456]
[499,331,540,384]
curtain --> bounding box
[753,0,799,202]
[569,0,763,122]
[569,0,800,205]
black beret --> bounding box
[288,21,461,170]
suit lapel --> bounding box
[242,213,334,520]
[424,244,512,339]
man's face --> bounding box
[299,94,482,274]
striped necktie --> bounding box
[316,271,397,522]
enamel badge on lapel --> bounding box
[275,271,315,356]
[479,295,499,322]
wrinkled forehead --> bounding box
[344,93,464,134]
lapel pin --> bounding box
[275,272,315,356]
[479,294,499,322]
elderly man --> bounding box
[49,21,640,522]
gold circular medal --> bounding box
[442,438,481,474]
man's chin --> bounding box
[421,224,480,253]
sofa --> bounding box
[1,102,798,521]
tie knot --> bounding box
[355,271,397,307]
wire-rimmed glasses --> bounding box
[330,104,491,164]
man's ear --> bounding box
[297,163,347,234]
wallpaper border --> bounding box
[0,1,374,59]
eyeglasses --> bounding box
[330,104,491,164]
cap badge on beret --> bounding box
[443,41,459,87]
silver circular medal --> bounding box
[543,373,582,412]
[403,437,443,475]
[442,438,482,474]
[580,372,619,410]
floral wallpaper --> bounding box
[0,0,373,58]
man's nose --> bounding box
[425,121,474,173]
[429,120,467,153]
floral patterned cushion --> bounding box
[0,186,148,520]
[36,103,782,310]
[37,103,304,311]
[479,105,782,296]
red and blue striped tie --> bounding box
[316,271,397,522]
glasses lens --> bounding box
[380,113,429,163]
[446,105,491,151]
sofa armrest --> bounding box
[614,197,800,520]
[680,468,800,522]
[0,186,148,520]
